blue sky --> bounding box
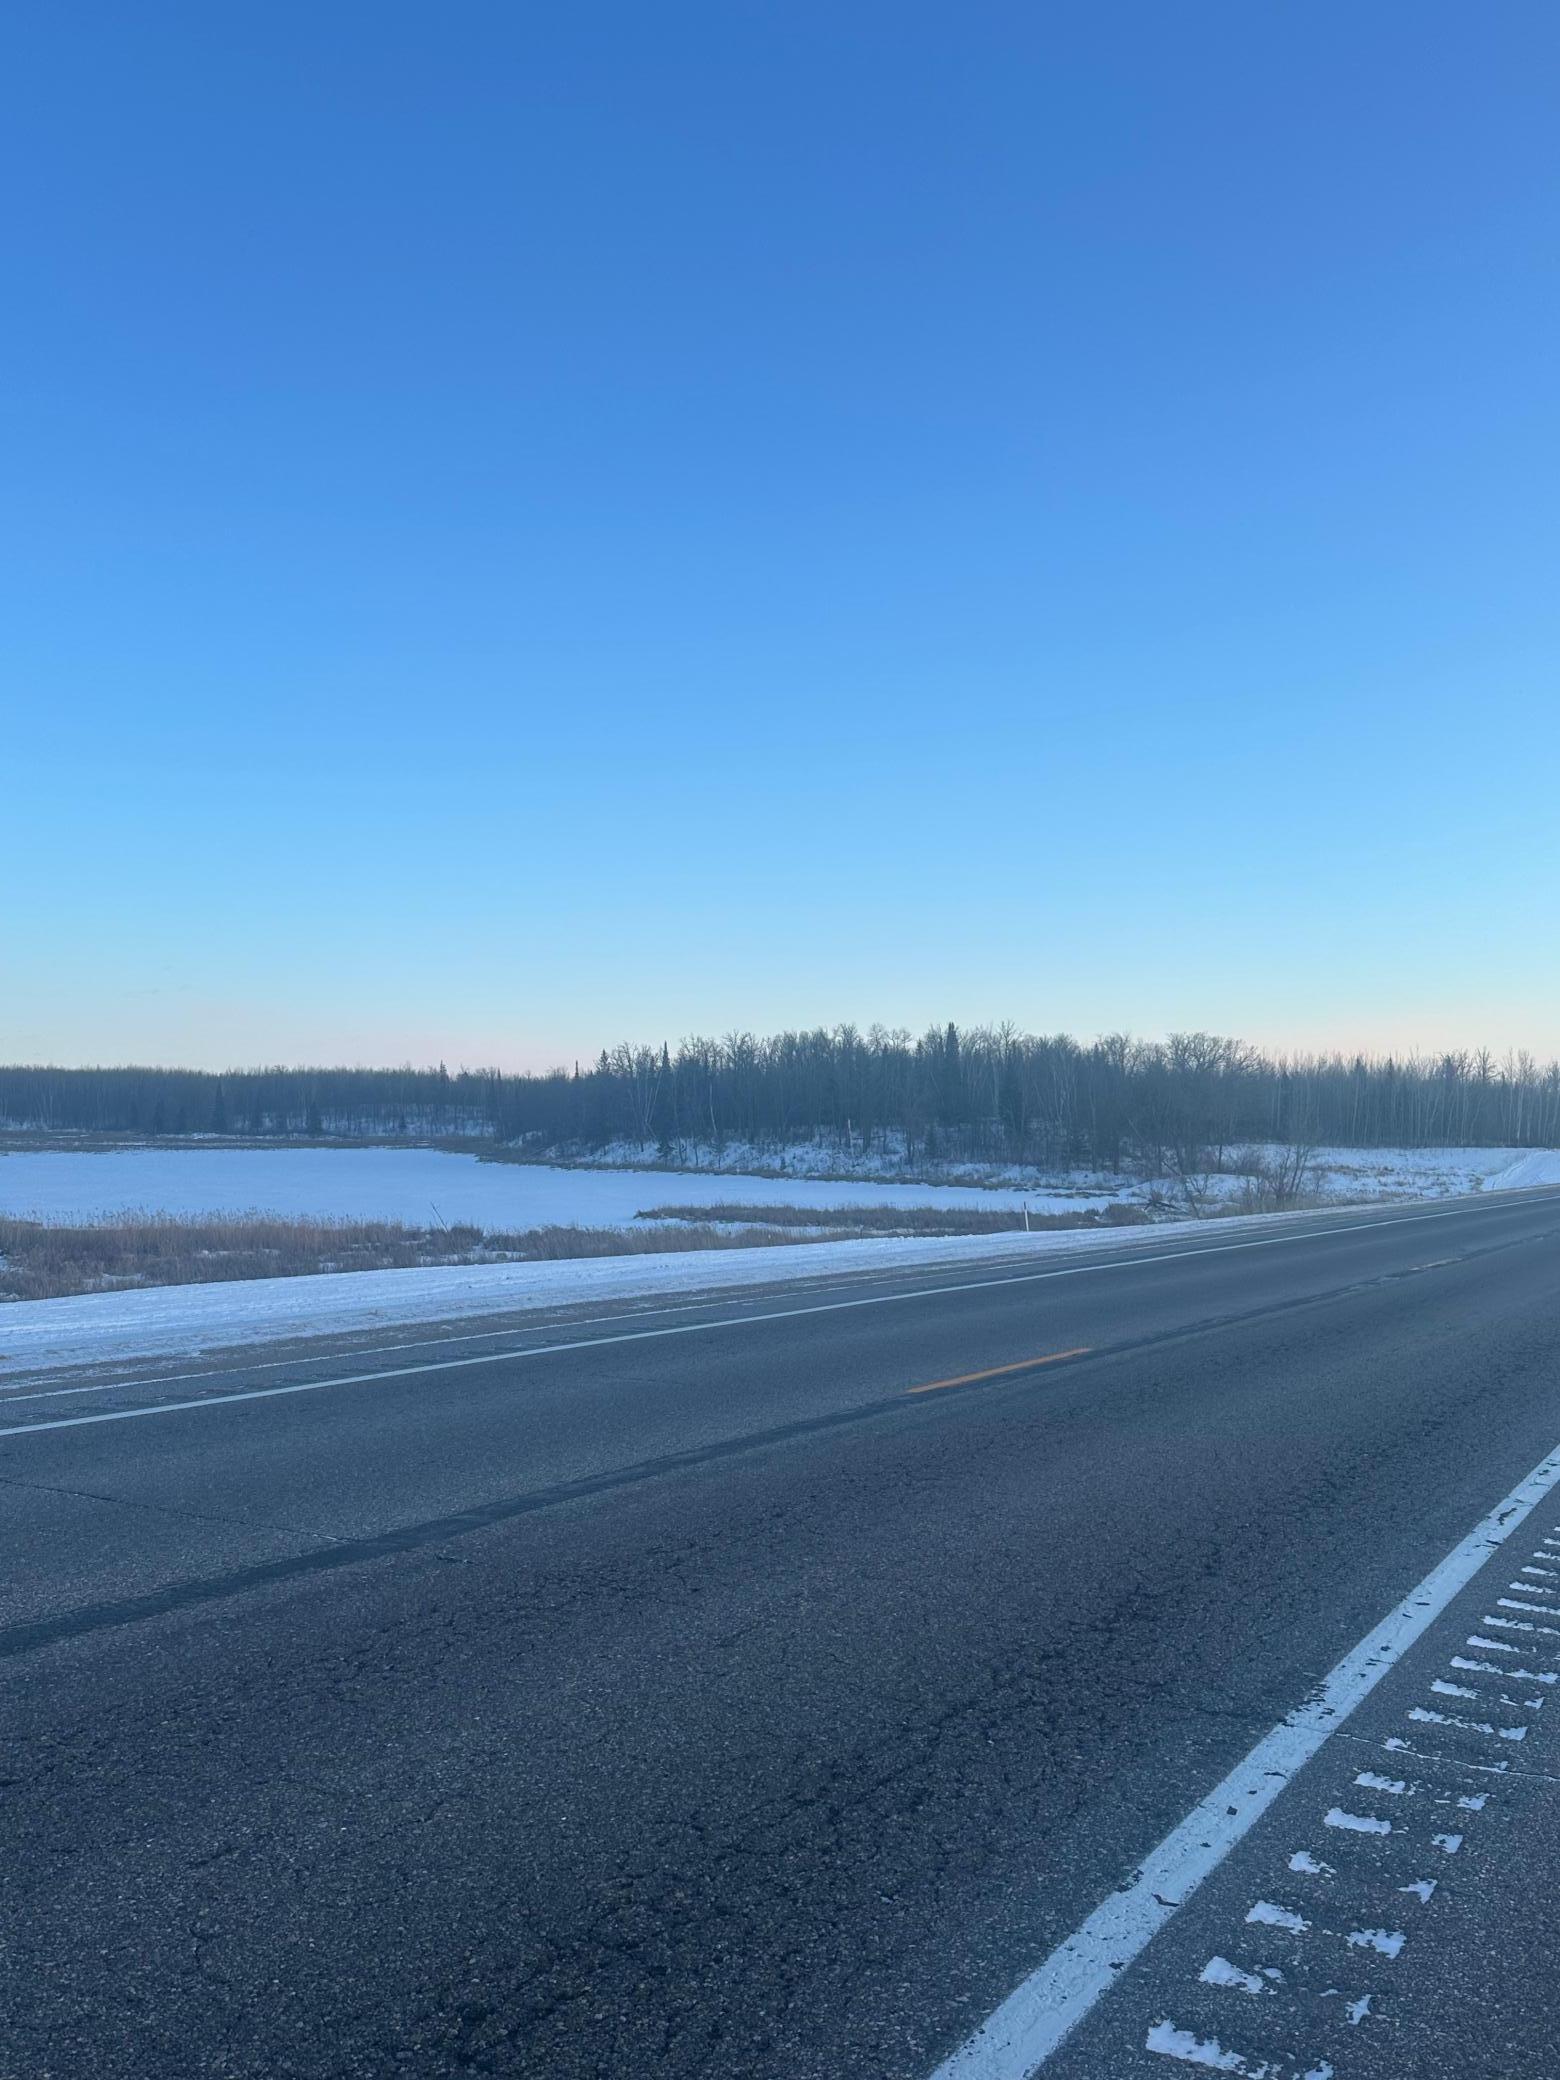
[5,2,1558,1071]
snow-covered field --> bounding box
[0,1147,1060,1227]
[3,1143,1554,1232]
[1305,1145,1557,1199]
[545,1134,1128,1195]
[0,1148,1056,1223]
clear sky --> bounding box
[4,2,1558,1072]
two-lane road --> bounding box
[4,1189,1560,2077]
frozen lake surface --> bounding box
[1,1143,1550,1231]
[0,1147,1046,1227]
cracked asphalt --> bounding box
[3,1190,1560,2077]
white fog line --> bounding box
[927,1458,1560,2080]
[0,1195,1545,1440]
[0,1290,868,1406]
[0,1287,899,1402]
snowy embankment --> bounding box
[534,1134,1130,1195]
[517,1136,1553,1202]
[0,1205,1379,1374]
[1479,1149,1560,1190]
[4,1161,1558,1376]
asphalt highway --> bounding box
[4,1188,1560,2078]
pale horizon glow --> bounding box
[12,1004,1560,1081]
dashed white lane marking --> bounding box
[927,1442,1560,2080]
[2,1191,1551,1437]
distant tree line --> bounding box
[5,1028,1560,1170]
[0,1062,499,1142]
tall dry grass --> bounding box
[0,1195,1150,1304]
[0,1211,822,1302]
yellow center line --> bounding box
[906,1347,1093,1395]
